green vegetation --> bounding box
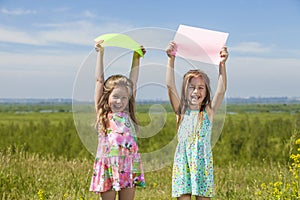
[226,103,300,113]
[0,103,299,199]
[0,103,72,113]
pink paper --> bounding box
[173,24,229,65]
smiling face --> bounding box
[186,76,207,110]
[108,85,130,113]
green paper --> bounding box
[94,33,144,57]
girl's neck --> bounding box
[187,105,206,111]
[109,107,129,114]
[110,110,129,114]
[188,105,200,110]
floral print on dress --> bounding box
[89,112,145,193]
[172,109,214,198]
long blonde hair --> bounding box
[95,75,138,134]
[177,69,211,129]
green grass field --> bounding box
[0,103,299,199]
[3,148,295,200]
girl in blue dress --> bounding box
[166,41,229,200]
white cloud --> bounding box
[0,7,37,15]
[230,42,273,54]
[227,56,300,97]
[1,18,299,98]
[0,49,86,98]
[38,20,135,45]
[0,50,87,70]
[0,20,135,46]
[82,10,96,18]
[1,46,300,98]
[0,26,47,45]
[52,6,71,13]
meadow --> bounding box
[0,103,299,199]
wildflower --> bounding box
[261,182,267,190]
[254,133,300,199]
[38,189,45,200]
[273,181,283,188]
[151,182,158,188]
[254,191,262,196]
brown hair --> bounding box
[95,74,138,134]
[177,69,211,129]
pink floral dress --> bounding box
[89,112,145,193]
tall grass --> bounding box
[0,104,300,199]
[1,145,297,200]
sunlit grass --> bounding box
[1,146,298,200]
[1,104,300,199]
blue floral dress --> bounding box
[172,109,214,197]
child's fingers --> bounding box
[95,40,103,47]
[220,47,228,57]
[140,45,146,55]
[96,39,104,45]
[166,41,177,56]
[94,40,104,52]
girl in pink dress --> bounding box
[90,40,146,200]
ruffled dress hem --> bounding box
[89,153,145,193]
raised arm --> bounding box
[166,42,180,113]
[129,46,146,98]
[210,47,229,115]
[94,40,104,113]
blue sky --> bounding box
[0,0,300,99]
